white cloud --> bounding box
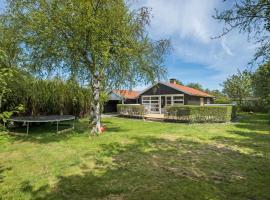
[221,38,233,56]
[132,0,257,89]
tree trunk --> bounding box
[90,75,102,135]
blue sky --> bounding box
[132,0,256,90]
[0,0,257,90]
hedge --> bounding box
[165,105,236,122]
[117,104,145,117]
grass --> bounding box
[0,113,269,200]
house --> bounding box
[104,90,140,113]
[105,79,214,113]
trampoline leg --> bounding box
[73,119,75,130]
[26,122,29,135]
[57,121,59,133]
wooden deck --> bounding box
[144,113,165,121]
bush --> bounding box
[117,104,145,117]
[165,105,236,123]
[239,99,269,113]
[3,74,91,117]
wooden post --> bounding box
[159,96,161,114]
[26,122,29,135]
[56,121,59,133]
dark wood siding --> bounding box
[140,83,184,96]
[124,99,137,104]
[186,96,201,105]
[187,96,214,105]
[103,100,120,113]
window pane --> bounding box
[151,97,159,100]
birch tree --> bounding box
[4,0,170,134]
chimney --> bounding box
[169,78,177,84]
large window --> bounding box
[142,95,184,113]
[142,96,160,113]
[173,96,184,105]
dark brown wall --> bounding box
[186,95,201,105]
[186,96,214,105]
[103,100,120,113]
[124,99,137,104]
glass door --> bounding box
[142,96,160,113]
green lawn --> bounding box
[0,113,269,200]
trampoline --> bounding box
[8,115,75,135]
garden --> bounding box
[0,0,270,199]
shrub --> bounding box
[239,99,269,113]
[117,104,145,117]
[3,74,91,117]
[165,105,236,123]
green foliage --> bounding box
[117,104,145,117]
[3,75,91,117]
[222,70,253,106]
[0,49,25,125]
[165,105,236,123]
[0,104,24,122]
[240,99,268,113]
[206,90,231,104]
[0,49,19,112]
[4,0,170,133]
[214,0,270,62]
[186,82,203,91]
[174,79,184,85]
[0,67,15,108]
[252,61,270,113]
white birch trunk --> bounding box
[90,75,102,134]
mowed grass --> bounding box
[0,113,269,200]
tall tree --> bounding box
[207,89,231,104]
[175,79,184,85]
[214,0,270,62]
[186,82,203,91]
[222,70,253,105]
[4,0,170,134]
[252,61,270,107]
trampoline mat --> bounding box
[9,115,75,123]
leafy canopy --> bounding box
[252,61,270,105]
[222,70,253,104]
[186,83,204,91]
[6,0,170,88]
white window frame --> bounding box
[142,94,184,113]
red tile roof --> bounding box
[167,83,214,97]
[113,90,140,99]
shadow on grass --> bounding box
[235,113,270,132]
[213,129,270,156]
[18,136,270,200]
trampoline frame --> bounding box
[8,115,76,135]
